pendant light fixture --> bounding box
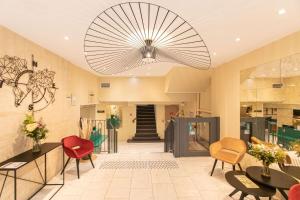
[84,2,211,75]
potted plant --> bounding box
[23,114,48,153]
[107,114,121,129]
[248,143,286,178]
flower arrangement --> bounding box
[249,143,286,165]
[291,140,300,157]
[23,114,48,152]
[248,143,286,177]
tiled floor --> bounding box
[33,142,283,200]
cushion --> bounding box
[214,148,239,164]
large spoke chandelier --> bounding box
[84,2,211,75]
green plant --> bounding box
[291,140,300,157]
[248,143,286,166]
[108,114,121,129]
[23,114,48,141]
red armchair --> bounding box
[61,135,94,179]
[289,184,300,200]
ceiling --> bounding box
[1,0,300,77]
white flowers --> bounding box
[26,123,38,132]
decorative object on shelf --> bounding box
[0,55,57,112]
[291,140,300,157]
[248,143,286,178]
[84,2,211,75]
[22,114,48,153]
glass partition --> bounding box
[188,122,210,151]
[240,53,300,149]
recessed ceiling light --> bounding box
[213,52,217,56]
[278,8,286,15]
[235,38,241,42]
[64,36,69,40]
[293,67,298,71]
[272,68,276,72]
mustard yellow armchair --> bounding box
[209,137,246,176]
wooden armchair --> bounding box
[209,137,246,176]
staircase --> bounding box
[128,105,162,143]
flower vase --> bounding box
[32,139,41,153]
[261,161,271,178]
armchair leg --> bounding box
[76,159,80,179]
[233,165,236,171]
[210,159,217,176]
[222,162,224,170]
[88,154,95,168]
[238,163,243,171]
[61,157,71,175]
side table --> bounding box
[225,171,275,200]
[246,166,299,200]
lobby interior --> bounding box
[1,0,300,200]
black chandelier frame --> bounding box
[84,2,211,75]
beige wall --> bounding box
[99,76,199,103]
[0,26,99,199]
[164,67,211,93]
[211,30,300,138]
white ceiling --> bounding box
[1,0,300,77]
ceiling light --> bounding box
[213,52,217,56]
[293,67,299,71]
[125,67,129,70]
[64,36,69,40]
[235,38,241,42]
[141,39,156,62]
[272,68,276,72]
[84,2,211,75]
[278,8,286,15]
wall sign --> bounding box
[0,55,57,112]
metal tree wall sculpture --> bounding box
[84,2,211,75]
[0,55,57,112]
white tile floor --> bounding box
[33,142,283,200]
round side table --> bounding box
[246,166,299,200]
[225,171,276,200]
[280,166,300,180]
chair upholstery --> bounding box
[210,137,246,165]
[61,135,94,179]
[209,137,246,176]
[62,135,94,159]
[289,184,300,200]
[250,136,264,145]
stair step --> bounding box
[132,136,161,140]
[134,133,159,137]
[137,118,155,121]
[137,125,156,129]
[136,130,157,133]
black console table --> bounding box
[0,143,64,200]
